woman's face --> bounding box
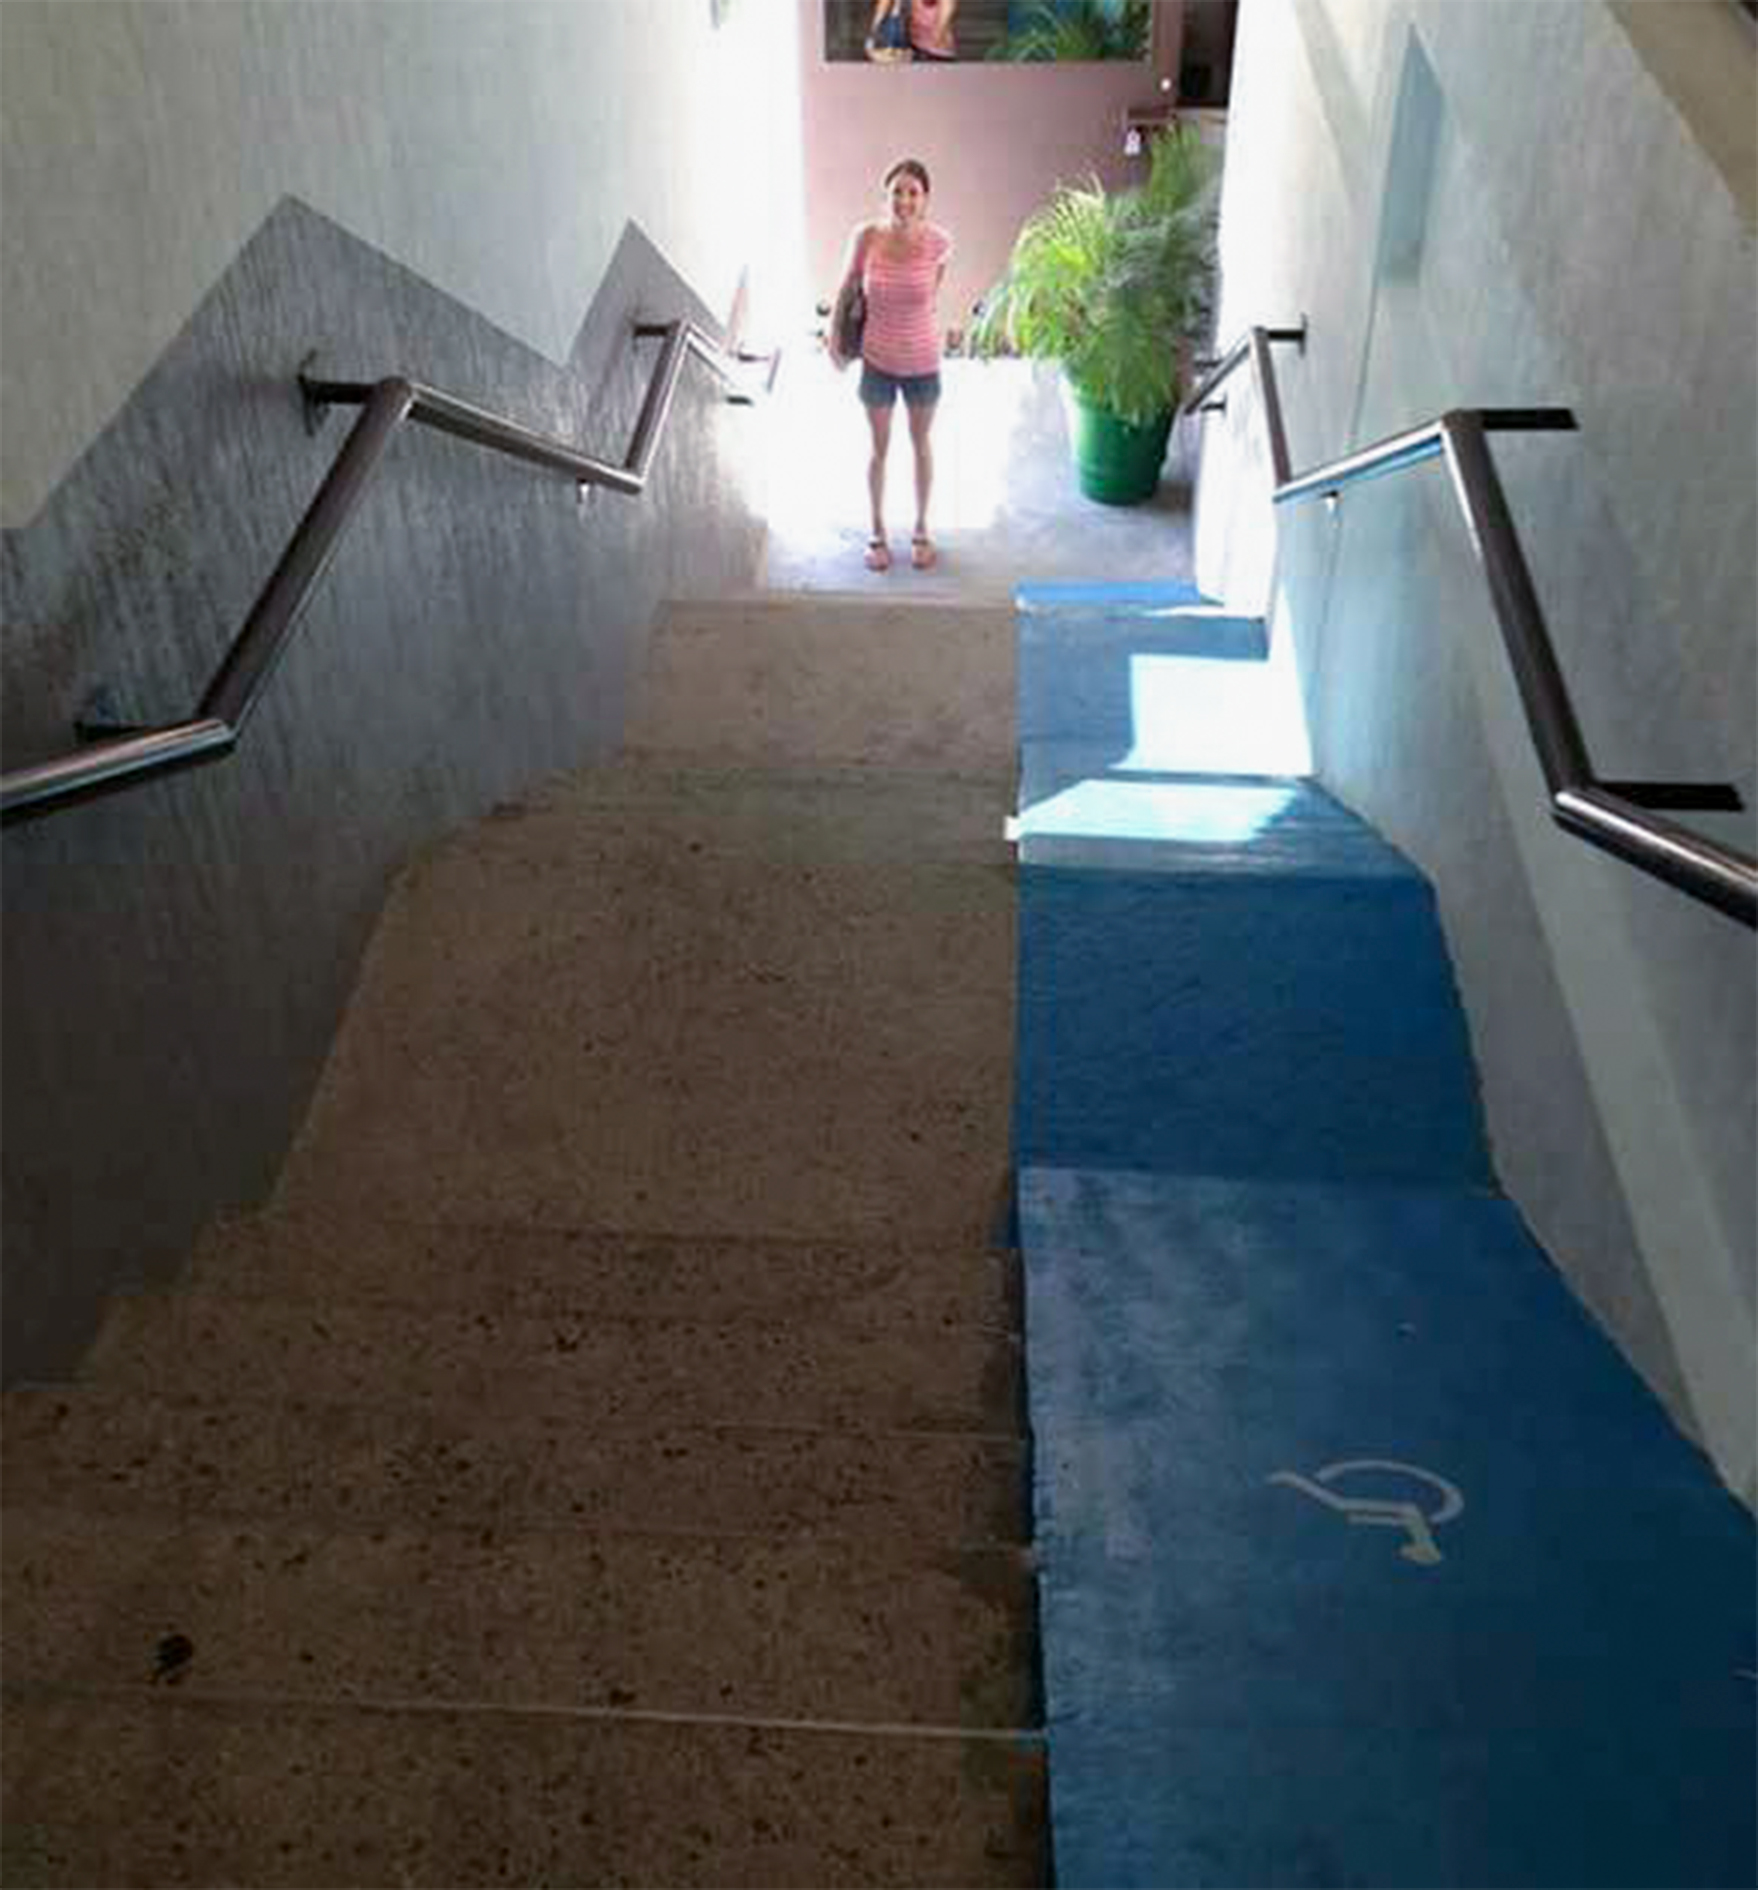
[887,172,927,226]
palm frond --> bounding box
[970,128,1219,423]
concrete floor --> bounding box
[757,353,1202,602]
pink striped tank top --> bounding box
[861,225,952,377]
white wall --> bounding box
[0,0,807,525]
[1196,0,1757,1499]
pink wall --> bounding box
[799,0,1185,336]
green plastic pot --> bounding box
[1062,380,1174,505]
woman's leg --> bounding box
[865,398,894,563]
[907,398,938,562]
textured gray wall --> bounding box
[0,0,806,524]
[2,199,766,1382]
[1193,0,1756,1499]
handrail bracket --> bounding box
[73,686,163,742]
[1600,780,1745,813]
[297,352,335,437]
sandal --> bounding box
[911,533,937,570]
[865,537,892,571]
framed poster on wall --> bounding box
[823,0,1154,65]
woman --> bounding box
[907,0,957,60]
[831,158,952,571]
[863,0,912,62]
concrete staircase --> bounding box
[2,596,1046,1886]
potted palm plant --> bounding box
[972,127,1219,503]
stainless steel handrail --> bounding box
[1,320,767,820]
[1182,329,1757,927]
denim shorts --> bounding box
[859,363,942,409]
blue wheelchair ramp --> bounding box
[1010,586,1757,1888]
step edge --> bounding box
[3,1384,1034,1453]
[82,1285,1027,1344]
[0,1492,1036,1561]
[2,1676,1048,1745]
[197,1206,1025,1258]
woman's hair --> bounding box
[883,158,931,195]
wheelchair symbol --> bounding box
[1268,1459,1464,1566]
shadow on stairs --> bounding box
[2,594,1046,1887]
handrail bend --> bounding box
[1182,328,1757,927]
[1184,322,1307,485]
[1,320,767,820]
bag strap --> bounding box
[846,224,874,291]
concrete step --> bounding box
[1015,597,1267,662]
[1013,772,1420,880]
[3,1505,1038,1728]
[1,1689,1046,1887]
[182,1210,1019,1331]
[1018,1166,1757,1889]
[1016,591,1309,783]
[629,596,1017,775]
[1016,859,1490,1187]
[1013,580,1207,611]
[3,1384,1028,1544]
[77,1289,1023,1435]
[469,758,1016,869]
[273,793,1015,1240]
